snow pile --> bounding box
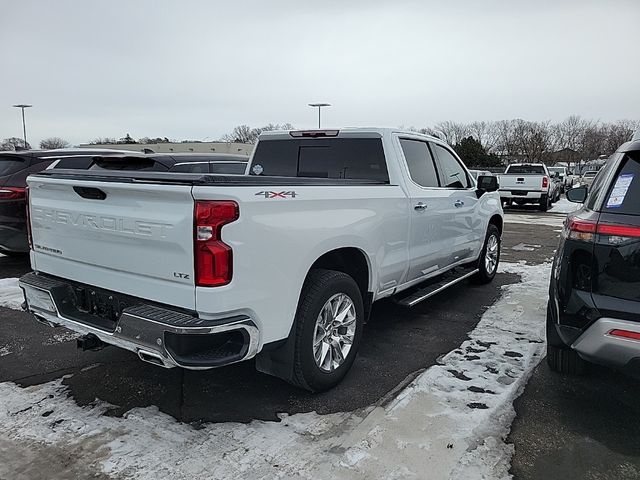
[549,197,580,214]
[0,262,549,480]
[0,278,23,310]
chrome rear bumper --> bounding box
[19,272,260,370]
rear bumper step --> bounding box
[19,272,260,370]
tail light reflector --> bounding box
[609,329,640,341]
[542,176,549,189]
[194,201,239,287]
[0,187,26,200]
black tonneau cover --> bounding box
[31,168,389,186]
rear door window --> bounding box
[399,138,439,187]
[0,155,27,176]
[603,153,640,215]
[250,138,389,182]
[432,144,470,188]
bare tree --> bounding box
[221,123,296,144]
[89,137,118,145]
[39,137,70,150]
[433,121,469,146]
[603,120,640,154]
[0,137,31,151]
[467,121,500,152]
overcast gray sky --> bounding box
[1,0,638,146]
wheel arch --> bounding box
[489,214,503,236]
[307,247,372,301]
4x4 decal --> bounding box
[255,191,297,199]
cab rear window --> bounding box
[604,153,640,215]
[0,155,27,177]
[506,165,546,174]
[250,138,389,182]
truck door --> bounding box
[397,137,454,283]
[430,143,484,263]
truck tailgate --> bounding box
[28,175,196,309]
[499,175,544,190]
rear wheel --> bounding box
[472,224,500,284]
[290,269,364,392]
[546,302,587,374]
[539,194,549,212]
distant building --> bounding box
[77,141,253,156]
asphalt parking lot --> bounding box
[1,201,639,479]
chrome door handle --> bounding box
[414,202,428,211]
[454,200,464,208]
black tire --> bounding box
[472,224,501,284]
[546,302,587,374]
[539,194,549,212]
[547,344,587,375]
[289,269,364,392]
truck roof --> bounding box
[258,127,444,143]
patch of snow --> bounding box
[0,262,549,480]
[549,197,581,214]
[0,278,23,310]
[42,330,82,346]
[504,213,566,228]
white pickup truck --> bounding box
[20,128,503,391]
[499,163,555,211]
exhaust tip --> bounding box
[138,349,168,367]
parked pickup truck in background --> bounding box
[499,163,556,211]
[20,128,503,391]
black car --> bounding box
[50,152,248,174]
[547,138,640,374]
[0,149,138,255]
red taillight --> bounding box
[597,223,640,238]
[0,187,26,200]
[25,186,33,250]
[542,176,549,189]
[567,218,597,242]
[609,329,640,341]
[569,219,597,234]
[566,218,640,243]
[194,200,239,287]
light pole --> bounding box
[308,103,331,129]
[12,104,32,148]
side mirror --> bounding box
[477,175,499,193]
[566,185,588,203]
